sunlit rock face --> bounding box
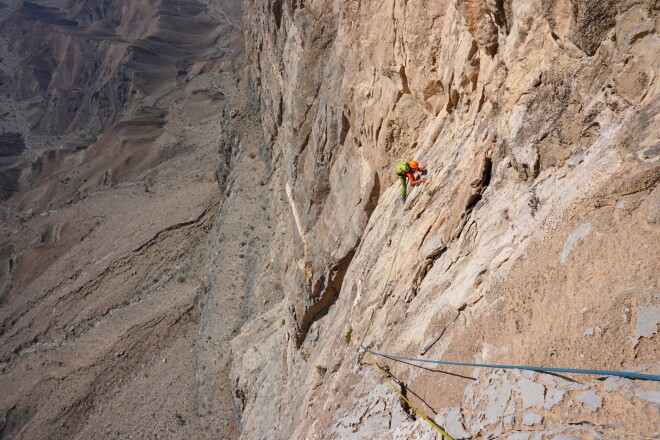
[235,0,659,438]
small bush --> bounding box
[281,318,285,326]
[316,365,327,378]
[177,275,185,283]
[344,327,353,345]
[529,191,539,215]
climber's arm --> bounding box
[406,171,424,185]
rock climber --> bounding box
[396,160,427,204]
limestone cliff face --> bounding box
[0,0,658,438]
[234,0,659,438]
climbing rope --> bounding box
[366,351,454,440]
[364,347,660,382]
[357,221,406,350]
[354,184,454,437]
[357,178,427,351]
[352,174,657,440]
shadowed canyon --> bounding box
[1,0,658,439]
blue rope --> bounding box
[362,346,660,381]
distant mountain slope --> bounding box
[0,1,255,438]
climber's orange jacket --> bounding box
[396,160,427,201]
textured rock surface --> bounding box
[0,0,658,439]
[433,369,659,439]
[235,0,659,438]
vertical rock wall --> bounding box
[235,0,658,438]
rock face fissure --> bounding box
[0,133,26,201]
[410,243,447,304]
[296,246,357,348]
[465,153,493,213]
